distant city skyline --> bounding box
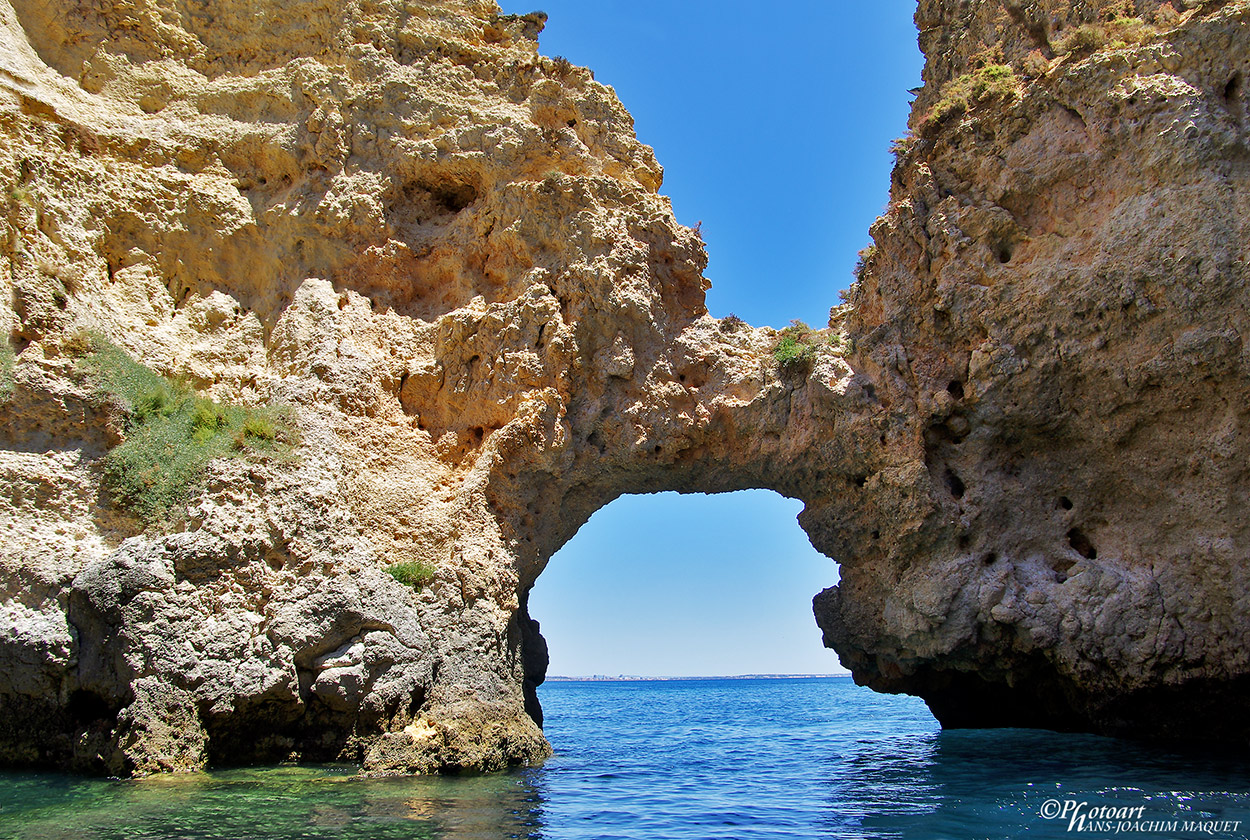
[499,1,924,676]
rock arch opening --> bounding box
[519,489,854,727]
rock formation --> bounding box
[0,0,1247,774]
[818,0,1250,743]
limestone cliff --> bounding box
[0,0,1247,775]
[815,0,1250,742]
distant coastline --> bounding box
[545,673,851,682]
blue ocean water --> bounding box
[2,676,1249,839]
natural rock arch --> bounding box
[514,488,849,718]
[1,0,1249,775]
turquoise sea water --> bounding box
[3,677,1249,839]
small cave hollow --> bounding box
[1224,73,1241,111]
[431,182,479,214]
[925,419,969,447]
[944,468,966,500]
[66,689,114,726]
[1067,527,1097,560]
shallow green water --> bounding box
[3,678,1249,839]
[0,764,542,839]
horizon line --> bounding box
[544,673,852,682]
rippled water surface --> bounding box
[3,677,1249,839]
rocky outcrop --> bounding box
[813,0,1250,744]
[1,0,1248,775]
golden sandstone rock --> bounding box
[1,0,1248,774]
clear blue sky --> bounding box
[497,1,924,676]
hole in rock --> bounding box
[1051,555,1076,582]
[944,469,965,500]
[491,0,935,759]
[67,689,113,725]
[431,182,479,214]
[947,381,964,400]
[983,552,998,566]
[1067,527,1097,560]
[1224,73,1241,107]
[925,419,968,446]
[1058,496,1073,510]
[529,491,847,689]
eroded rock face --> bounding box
[0,0,1247,774]
[814,0,1250,743]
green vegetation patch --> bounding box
[773,319,818,375]
[79,338,296,528]
[384,560,437,590]
[922,64,1021,130]
[0,338,15,401]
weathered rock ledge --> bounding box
[1,0,1248,774]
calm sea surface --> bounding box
[3,676,1249,839]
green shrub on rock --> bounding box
[385,560,437,589]
[773,320,817,375]
[921,64,1020,130]
[80,338,296,528]
[0,338,14,401]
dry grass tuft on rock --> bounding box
[853,244,877,282]
[1054,17,1157,55]
[549,55,573,80]
[921,64,1021,131]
